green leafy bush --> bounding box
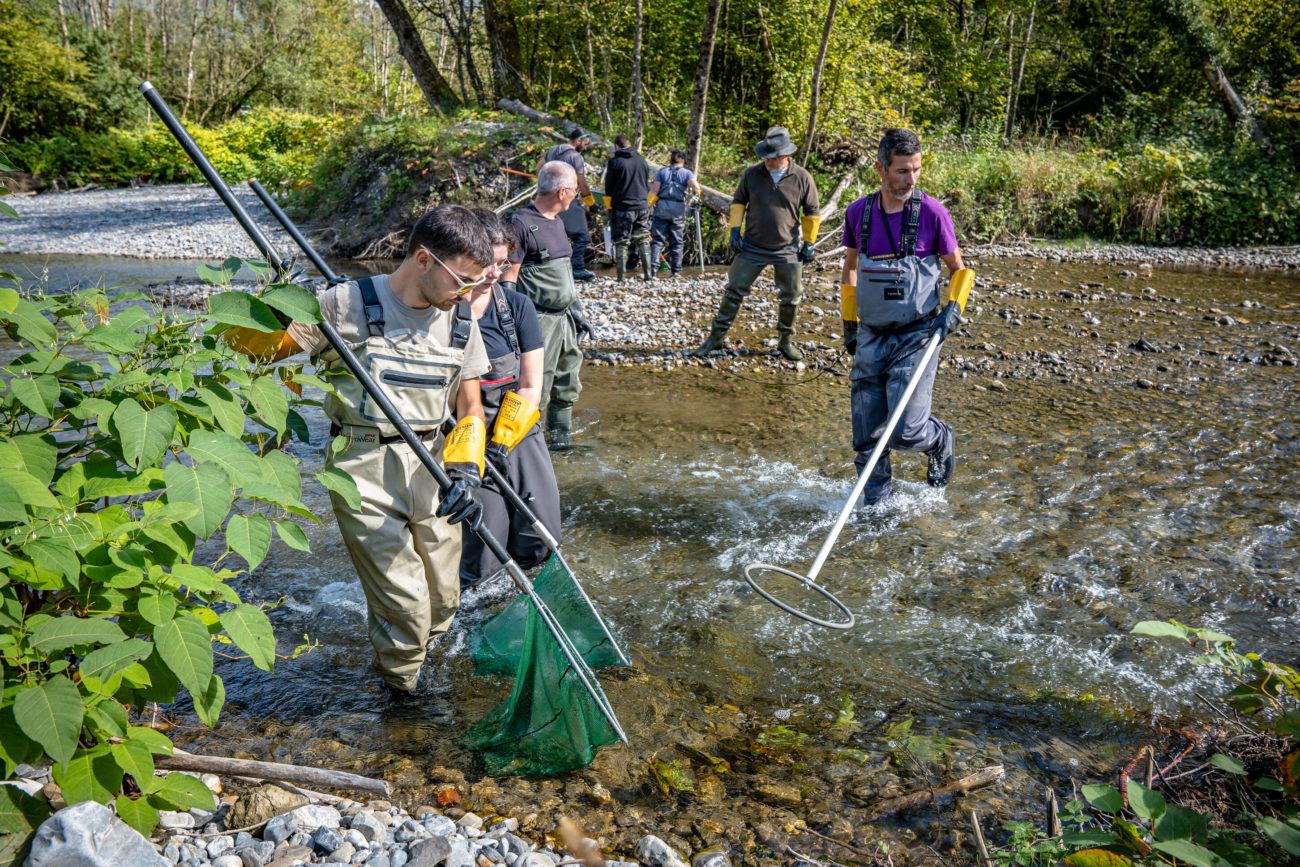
[0,258,355,859]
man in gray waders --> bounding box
[222,206,493,698]
[602,134,654,281]
[840,128,966,505]
[692,126,820,361]
[501,161,595,450]
[649,149,701,278]
[540,128,598,281]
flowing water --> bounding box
[3,251,1298,862]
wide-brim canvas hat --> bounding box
[755,126,797,158]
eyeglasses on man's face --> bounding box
[421,245,488,295]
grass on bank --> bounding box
[5,107,1297,247]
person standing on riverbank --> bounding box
[223,205,493,698]
[649,149,701,278]
[692,127,820,361]
[501,161,594,450]
[602,134,654,282]
[840,128,967,505]
[541,128,598,281]
[459,208,562,587]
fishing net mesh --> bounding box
[459,554,623,776]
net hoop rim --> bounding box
[743,563,856,630]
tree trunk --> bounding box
[1203,61,1272,151]
[684,0,722,176]
[373,0,461,110]
[797,0,840,164]
[1005,0,1034,137]
[630,0,645,149]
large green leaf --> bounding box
[0,708,41,778]
[1062,851,1132,867]
[0,468,58,510]
[1151,839,1223,867]
[208,291,281,331]
[138,590,178,626]
[168,564,239,603]
[276,519,310,552]
[185,429,264,483]
[156,771,216,810]
[153,613,213,698]
[126,725,174,756]
[192,673,224,728]
[0,785,50,865]
[1125,780,1166,821]
[1081,783,1124,814]
[52,747,119,803]
[9,375,59,418]
[13,675,84,766]
[225,513,272,571]
[111,399,179,470]
[110,740,156,790]
[196,385,245,436]
[0,477,24,523]
[4,297,57,347]
[114,794,159,837]
[197,257,244,286]
[164,461,233,540]
[1209,753,1247,775]
[5,434,57,483]
[246,375,288,433]
[1258,817,1300,856]
[29,615,125,654]
[316,467,361,510]
[19,537,78,584]
[220,605,275,672]
[262,282,323,324]
[1130,620,1189,639]
[1154,803,1207,842]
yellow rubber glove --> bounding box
[581,193,596,208]
[948,268,975,313]
[602,195,612,210]
[443,416,486,477]
[801,214,822,243]
[490,392,540,450]
[840,283,859,323]
[223,327,300,362]
[728,203,746,229]
[648,193,659,207]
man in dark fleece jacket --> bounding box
[602,134,654,281]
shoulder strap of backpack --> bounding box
[857,192,878,254]
[492,283,520,357]
[451,299,473,350]
[357,276,385,337]
[526,222,549,261]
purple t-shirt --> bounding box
[841,191,958,261]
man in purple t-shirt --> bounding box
[838,128,968,506]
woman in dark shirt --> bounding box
[459,210,562,587]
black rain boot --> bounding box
[927,421,955,487]
[638,239,654,280]
[614,242,628,282]
[691,288,744,356]
[546,406,572,451]
[776,302,803,360]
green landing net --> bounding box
[459,554,625,776]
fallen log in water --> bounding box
[156,749,391,798]
[862,764,1005,820]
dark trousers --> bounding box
[569,231,588,273]
[651,215,686,272]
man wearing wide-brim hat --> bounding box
[692,126,820,360]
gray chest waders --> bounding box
[855,190,943,333]
[324,277,474,444]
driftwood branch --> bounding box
[496,98,734,216]
[863,765,1005,820]
[970,811,993,867]
[157,749,390,798]
[819,159,866,220]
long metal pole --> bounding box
[804,331,943,584]
[695,203,705,275]
[140,82,626,743]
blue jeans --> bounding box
[569,232,588,273]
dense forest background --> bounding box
[2,0,1298,244]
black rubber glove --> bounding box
[485,442,510,475]
[843,320,858,356]
[799,241,816,263]
[569,300,596,343]
[729,228,744,253]
[933,301,963,340]
[435,472,483,527]
[498,280,517,295]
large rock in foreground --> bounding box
[25,800,168,867]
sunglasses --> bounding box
[421,245,488,294]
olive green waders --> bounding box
[694,252,804,358]
[516,253,583,447]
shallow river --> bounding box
[3,252,1298,863]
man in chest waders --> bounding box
[223,206,493,699]
[501,162,595,451]
[692,127,820,361]
[541,128,598,282]
[649,149,701,278]
[840,129,967,506]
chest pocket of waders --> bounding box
[324,278,472,437]
[855,191,943,330]
[519,224,577,310]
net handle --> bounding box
[742,564,855,630]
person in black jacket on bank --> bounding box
[602,135,654,281]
